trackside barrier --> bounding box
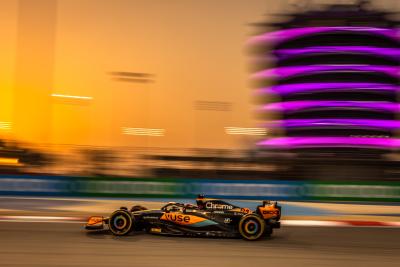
[0,175,399,201]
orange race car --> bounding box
[85,195,281,241]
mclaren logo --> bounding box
[206,202,233,210]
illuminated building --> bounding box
[250,2,400,153]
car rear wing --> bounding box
[257,200,281,221]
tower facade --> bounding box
[250,3,400,155]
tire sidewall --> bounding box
[109,210,133,236]
[238,214,266,241]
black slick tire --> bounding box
[109,210,133,236]
[238,214,266,241]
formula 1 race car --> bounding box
[85,195,281,241]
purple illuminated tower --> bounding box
[250,3,400,154]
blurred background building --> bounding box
[249,0,400,180]
[254,3,400,151]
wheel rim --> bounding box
[113,215,127,230]
[109,211,132,235]
[239,215,265,240]
[244,220,258,234]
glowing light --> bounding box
[0,122,12,130]
[0,157,20,165]
[268,119,400,130]
[262,101,400,113]
[258,137,400,149]
[122,127,165,137]
[275,46,400,60]
[248,27,400,45]
[51,94,93,100]
[225,127,267,136]
[258,83,399,96]
[252,65,400,80]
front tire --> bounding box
[109,210,133,236]
[238,214,266,241]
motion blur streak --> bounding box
[248,26,399,44]
[121,127,165,137]
[267,119,400,130]
[51,93,93,100]
[0,122,12,130]
[258,136,400,149]
[253,65,400,79]
[0,157,20,165]
[259,83,400,95]
[224,127,267,136]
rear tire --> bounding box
[109,210,133,236]
[238,214,266,241]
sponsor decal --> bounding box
[262,210,279,215]
[224,218,232,224]
[160,213,206,225]
[150,227,161,233]
[259,207,280,219]
[240,208,251,214]
[163,213,190,223]
[2,175,398,201]
[206,202,233,210]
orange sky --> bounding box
[1,0,398,149]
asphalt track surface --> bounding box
[1,222,399,267]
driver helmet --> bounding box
[196,194,206,209]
